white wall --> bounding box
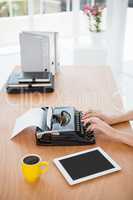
[0,16,30,46]
[124,8,133,61]
[106,0,128,76]
[0,11,89,46]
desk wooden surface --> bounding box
[0,65,133,200]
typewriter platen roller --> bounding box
[36,106,96,146]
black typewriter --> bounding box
[36,106,96,146]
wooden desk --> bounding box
[0,65,133,200]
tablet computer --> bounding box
[53,147,121,185]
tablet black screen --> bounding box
[59,150,115,180]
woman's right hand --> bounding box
[82,110,118,125]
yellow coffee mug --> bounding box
[21,154,49,183]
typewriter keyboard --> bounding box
[75,111,95,143]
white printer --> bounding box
[20,31,59,75]
[6,31,59,93]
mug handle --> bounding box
[39,161,49,174]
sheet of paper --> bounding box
[11,108,44,139]
[47,107,52,129]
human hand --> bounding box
[82,110,117,125]
[82,117,116,138]
[83,117,133,147]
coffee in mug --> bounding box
[21,154,49,183]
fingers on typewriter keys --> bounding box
[83,122,91,131]
[85,123,95,136]
[86,121,91,126]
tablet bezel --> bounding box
[53,147,121,185]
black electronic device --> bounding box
[6,68,54,93]
[36,106,95,146]
[54,147,121,185]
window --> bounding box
[0,0,28,17]
[94,0,106,6]
[80,0,106,10]
[40,0,68,14]
[32,0,40,14]
[128,0,133,7]
[12,0,28,16]
[0,0,70,17]
[0,1,9,17]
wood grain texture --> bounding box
[0,65,133,200]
